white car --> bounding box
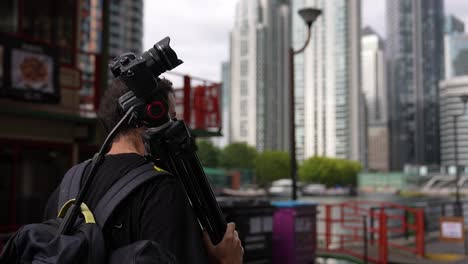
[268,179,304,197]
[301,184,326,196]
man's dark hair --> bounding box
[98,78,174,137]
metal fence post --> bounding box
[363,215,368,264]
[325,205,332,250]
[379,209,388,264]
[415,209,425,257]
[404,210,409,240]
[370,207,375,245]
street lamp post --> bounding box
[290,8,322,200]
[454,94,468,216]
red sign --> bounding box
[174,83,221,131]
[193,84,221,130]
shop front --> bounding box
[0,0,102,236]
[0,111,99,235]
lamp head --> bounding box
[298,8,322,27]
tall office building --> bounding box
[109,0,143,57]
[230,0,290,151]
[80,0,103,53]
[213,62,232,148]
[387,0,444,170]
[80,0,144,66]
[444,15,468,80]
[292,0,364,163]
[439,76,468,168]
[79,0,103,101]
[361,27,389,171]
[79,0,143,112]
[445,15,465,34]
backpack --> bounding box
[0,161,178,264]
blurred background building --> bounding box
[387,0,444,170]
[291,0,365,164]
[108,0,143,57]
[79,0,143,115]
[439,76,468,169]
[361,26,389,172]
[445,15,465,35]
[212,61,231,148]
[229,0,290,152]
[444,15,468,80]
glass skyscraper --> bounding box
[212,61,231,148]
[445,15,465,35]
[230,0,291,152]
[79,0,143,114]
[387,0,444,169]
[292,0,364,163]
[109,0,143,58]
[361,27,389,171]
[444,15,468,80]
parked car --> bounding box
[268,179,304,197]
[301,184,326,196]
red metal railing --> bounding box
[317,201,425,264]
[166,71,222,132]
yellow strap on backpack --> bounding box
[154,165,167,173]
[58,199,96,224]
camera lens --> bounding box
[142,37,183,76]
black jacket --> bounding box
[44,153,208,263]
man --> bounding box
[44,79,243,263]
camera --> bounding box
[110,37,183,127]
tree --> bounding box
[196,140,220,167]
[299,156,362,187]
[255,151,290,187]
[219,142,257,169]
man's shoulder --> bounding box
[136,171,179,198]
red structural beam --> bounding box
[415,209,425,257]
[183,75,191,123]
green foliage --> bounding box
[298,156,362,187]
[196,140,220,167]
[255,151,290,187]
[219,142,257,169]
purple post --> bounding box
[272,208,296,264]
[272,201,317,264]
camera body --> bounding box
[110,37,183,127]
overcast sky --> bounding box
[144,0,468,84]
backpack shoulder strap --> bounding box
[58,160,91,210]
[94,162,170,227]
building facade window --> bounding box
[240,79,248,95]
[240,39,248,56]
[240,100,248,117]
[240,60,248,76]
[240,120,248,137]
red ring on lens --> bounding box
[146,101,166,120]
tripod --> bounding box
[143,120,226,244]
